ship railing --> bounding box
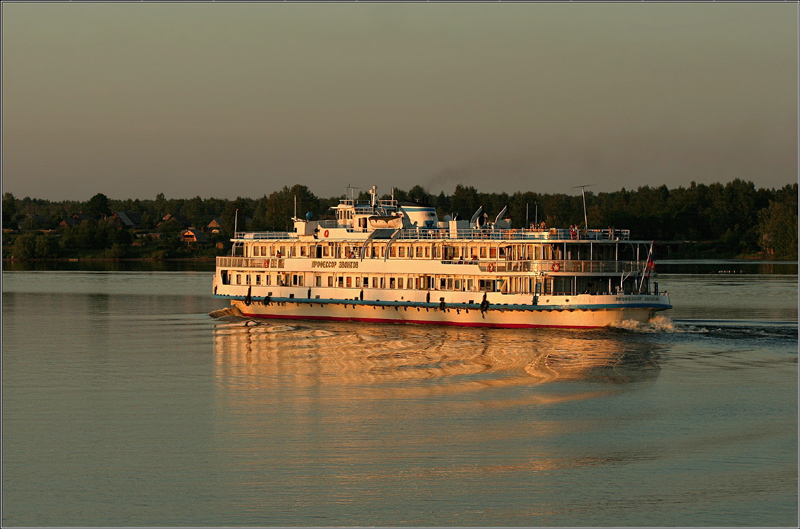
[216,256,643,273]
[232,227,631,241]
[477,260,643,273]
[234,231,294,240]
[217,256,285,269]
[394,228,630,241]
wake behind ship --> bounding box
[212,186,671,328]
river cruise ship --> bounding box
[212,186,671,328]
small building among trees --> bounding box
[206,218,224,235]
[159,213,190,228]
[108,211,143,229]
[181,228,208,245]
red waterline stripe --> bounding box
[237,312,604,329]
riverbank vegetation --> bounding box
[2,180,797,261]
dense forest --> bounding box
[2,179,797,261]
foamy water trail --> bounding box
[613,315,677,333]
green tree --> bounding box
[34,234,59,258]
[450,185,479,219]
[758,199,798,259]
[86,193,112,218]
[13,233,37,259]
[407,185,430,205]
[3,192,17,228]
[260,185,320,232]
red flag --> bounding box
[645,243,655,277]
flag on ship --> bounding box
[645,242,655,277]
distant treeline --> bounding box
[2,179,797,260]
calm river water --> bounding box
[2,261,797,526]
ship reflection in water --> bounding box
[209,320,670,525]
[211,318,661,396]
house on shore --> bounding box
[206,218,224,235]
[159,213,190,229]
[59,213,95,228]
[20,214,51,230]
[181,228,208,245]
[108,211,143,229]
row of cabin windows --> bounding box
[245,243,624,262]
[227,272,547,294]
[246,244,554,259]
[226,271,634,296]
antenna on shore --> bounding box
[574,184,594,229]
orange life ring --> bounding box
[264,259,268,268]
[552,262,560,272]
[487,263,494,272]
[323,229,329,238]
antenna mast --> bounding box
[574,184,594,229]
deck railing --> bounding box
[233,227,631,241]
[234,231,293,240]
[216,256,644,273]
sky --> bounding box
[2,2,797,202]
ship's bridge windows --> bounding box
[355,277,361,288]
[346,276,352,288]
[255,275,261,285]
[300,246,307,257]
[398,277,404,289]
[315,276,322,287]
[489,247,497,259]
[390,247,397,258]
[398,247,405,258]
[338,276,344,288]
[424,247,430,258]
[328,276,334,287]
[236,274,242,285]
[416,246,423,258]
[389,278,396,289]
[265,275,271,286]
[479,247,487,258]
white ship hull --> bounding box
[215,286,669,329]
[230,301,656,328]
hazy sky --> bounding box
[2,2,797,201]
